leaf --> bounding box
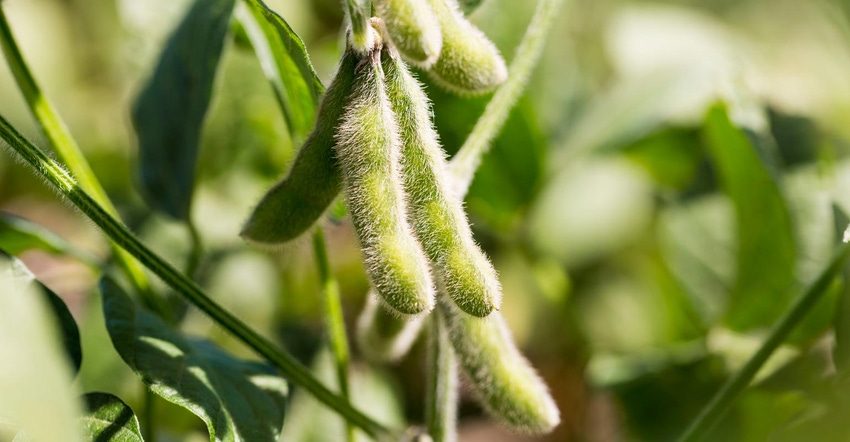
[237,0,324,142]
[457,0,486,14]
[100,277,288,442]
[621,126,704,191]
[80,392,144,442]
[0,251,82,374]
[702,104,797,331]
[832,206,850,373]
[131,0,237,220]
[0,212,75,256]
[0,256,83,442]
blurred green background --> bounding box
[5,0,850,440]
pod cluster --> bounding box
[242,0,507,245]
[243,17,558,435]
[376,0,507,94]
[244,20,502,318]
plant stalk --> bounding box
[312,229,355,442]
[677,244,850,442]
[449,0,565,193]
[426,313,458,442]
[0,115,392,440]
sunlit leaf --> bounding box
[0,251,82,374]
[702,104,797,331]
[0,255,82,442]
[100,277,287,442]
[80,392,144,442]
[237,0,324,142]
[132,0,237,220]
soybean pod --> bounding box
[383,48,501,317]
[335,45,435,315]
[438,295,560,434]
[375,0,443,68]
[240,52,355,245]
[425,0,507,94]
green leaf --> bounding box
[832,206,850,374]
[702,104,797,331]
[0,251,82,374]
[131,0,236,220]
[621,126,704,191]
[458,0,486,14]
[238,0,324,142]
[80,393,144,442]
[0,212,74,256]
[100,277,288,442]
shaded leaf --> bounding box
[767,107,822,169]
[611,355,729,442]
[80,392,144,442]
[0,251,82,374]
[621,126,704,191]
[132,0,237,220]
[458,0,486,14]
[237,0,324,142]
[701,104,797,331]
[100,277,287,442]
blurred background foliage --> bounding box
[5,0,850,440]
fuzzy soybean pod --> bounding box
[425,0,507,94]
[382,49,501,317]
[375,0,443,68]
[240,53,356,245]
[335,51,435,315]
[438,295,560,434]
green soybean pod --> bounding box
[240,52,356,245]
[425,0,507,94]
[375,0,443,68]
[356,292,427,362]
[335,49,435,315]
[438,295,560,434]
[383,48,500,317]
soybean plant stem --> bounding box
[0,6,171,321]
[677,244,850,442]
[0,116,393,440]
[143,388,156,442]
[449,0,565,194]
[426,313,458,442]
[186,219,203,279]
[312,228,355,442]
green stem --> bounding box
[426,313,458,442]
[449,0,565,194]
[143,388,156,442]
[677,244,850,442]
[0,6,170,320]
[312,229,355,442]
[0,116,393,440]
[185,220,203,279]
